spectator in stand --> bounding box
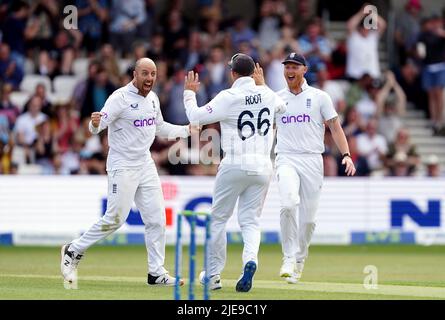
[275,26,300,56]
[203,46,230,99]
[298,17,332,85]
[356,118,388,173]
[264,44,288,92]
[416,15,445,136]
[0,1,30,71]
[152,59,169,106]
[34,119,55,174]
[76,0,108,55]
[14,96,48,163]
[388,152,411,177]
[201,17,225,49]
[80,65,116,122]
[164,67,207,125]
[229,16,258,52]
[346,73,373,108]
[337,135,370,176]
[163,9,189,62]
[354,78,381,124]
[425,154,441,177]
[376,71,407,143]
[0,83,20,129]
[342,107,366,137]
[0,114,9,147]
[386,128,420,176]
[60,133,85,174]
[38,29,81,78]
[346,5,386,80]
[314,63,347,117]
[323,151,338,176]
[109,0,146,57]
[395,58,429,117]
[72,60,101,112]
[126,41,148,77]
[52,104,79,154]
[50,151,71,175]
[0,43,24,90]
[394,0,422,66]
[256,0,283,52]
[23,83,53,117]
[146,31,166,62]
[98,43,121,87]
[183,30,206,71]
[25,0,59,54]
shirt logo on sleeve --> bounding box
[205,105,213,114]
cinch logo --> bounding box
[281,114,311,124]
[134,117,156,127]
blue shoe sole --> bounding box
[236,261,257,292]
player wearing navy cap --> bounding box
[270,52,356,283]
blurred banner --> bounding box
[0,176,444,245]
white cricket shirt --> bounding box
[184,77,286,171]
[275,79,337,155]
[89,82,190,171]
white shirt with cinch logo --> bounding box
[275,79,337,155]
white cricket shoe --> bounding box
[279,258,296,278]
[147,273,183,287]
[60,243,83,285]
[285,260,305,284]
[199,271,222,290]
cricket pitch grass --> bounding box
[1,244,444,300]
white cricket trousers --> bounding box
[209,165,271,276]
[70,161,168,276]
[275,153,323,262]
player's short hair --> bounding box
[228,53,255,77]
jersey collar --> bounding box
[127,81,140,94]
[287,78,309,95]
[231,76,255,88]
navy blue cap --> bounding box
[282,52,307,66]
[228,53,255,76]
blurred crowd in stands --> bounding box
[0,0,444,177]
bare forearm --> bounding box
[328,117,350,154]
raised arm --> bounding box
[155,105,190,139]
[183,71,229,126]
[89,93,123,134]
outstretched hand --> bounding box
[342,156,357,176]
[252,63,265,85]
[184,71,200,93]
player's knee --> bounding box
[101,214,124,232]
[280,195,300,213]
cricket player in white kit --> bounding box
[183,53,286,292]
[60,58,190,287]
[274,53,356,283]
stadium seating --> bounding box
[19,75,52,94]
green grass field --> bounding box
[1,244,444,300]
